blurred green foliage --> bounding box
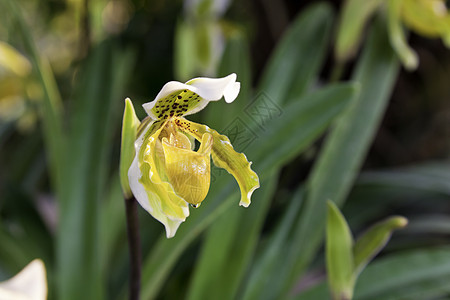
[0,0,449,300]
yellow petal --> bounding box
[388,0,419,70]
[162,133,213,206]
[128,156,186,238]
[138,120,190,222]
[175,118,260,207]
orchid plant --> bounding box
[120,73,260,238]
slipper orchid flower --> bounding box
[122,74,259,238]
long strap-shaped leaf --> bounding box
[57,44,134,300]
[264,17,400,300]
[186,172,278,300]
[242,187,305,300]
[354,247,450,299]
[4,0,65,195]
[257,3,332,105]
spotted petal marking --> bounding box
[142,74,240,119]
[150,89,204,120]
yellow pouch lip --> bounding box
[162,132,213,206]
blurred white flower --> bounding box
[0,259,47,300]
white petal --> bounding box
[127,121,152,213]
[186,73,238,101]
[183,73,240,115]
[142,73,240,118]
[128,153,187,238]
[224,81,240,103]
[128,156,152,213]
[0,259,47,300]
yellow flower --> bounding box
[125,74,259,238]
[336,0,450,70]
[401,0,450,43]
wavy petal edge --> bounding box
[176,119,260,207]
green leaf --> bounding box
[292,282,329,300]
[174,19,197,81]
[353,216,408,276]
[242,188,304,300]
[204,34,252,130]
[326,201,355,300]
[139,83,357,300]
[186,172,278,300]
[57,44,134,300]
[267,16,399,300]
[258,2,333,104]
[250,83,358,174]
[404,215,450,235]
[119,98,140,199]
[354,247,450,300]
[4,0,65,195]
[100,174,128,275]
[335,0,382,62]
[0,226,35,277]
[358,162,450,196]
[294,248,450,300]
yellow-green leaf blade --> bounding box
[353,216,408,276]
[335,0,382,62]
[120,98,141,199]
[326,201,355,300]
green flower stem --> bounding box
[125,196,142,300]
